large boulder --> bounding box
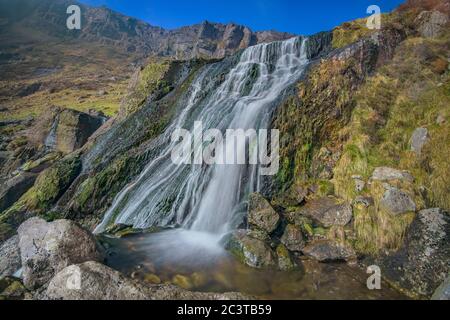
[0,172,37,212]
[18,217,103,289]
[378,208,449,298]
[380,187,416,215]
[27,107,106,154]
[302,240,356,262]
[55,109,105,154]
[45,261,251,300]
[225,230,277,269]
[247,193,280,234]
[280,224,305,252]
[415,11,449,38]
[0,235,21,277]
[371,167,414,182]
[295,197,353,227]
[410,127,429,155]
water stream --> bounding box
[96,36,309,235]
[96,37,406,299]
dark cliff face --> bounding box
[0,0,294,59]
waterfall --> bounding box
[95,36,310,236]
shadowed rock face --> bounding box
[378,208,450,298]
[0,0,294,59]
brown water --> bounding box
[101,230,407,300]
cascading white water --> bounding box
[95,37,310,239]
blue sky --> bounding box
[80,0,405,35]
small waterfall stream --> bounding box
[96,37,310,237]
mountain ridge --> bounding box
[0,0,295,59]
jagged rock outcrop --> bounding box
[18,217,103,289]
[415,10,449,38]
[0,0,294,60]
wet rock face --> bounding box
[18,218,103,289]
[225,230,277,269]
[380,187,416,215]
[302,240,356,262]
[415,10,449,38]
[378,208,450,297]
[0,235,21,278]
[45,261,251,300]
[247,193,280,234]
[296,197,353,228]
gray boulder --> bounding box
[415,11,449,38]
[0,235,21,277]
[378,208,449,297]
[247,193,280,234]
[371,167,414,182]
[280,224,305,252]
[410,127,429,155]
[380,187,416,215]
[296,197,353,227]
[45,261,251,300]
[18,217,103,289]
[431,275,450,300]
[302,240,356,262]
[225,230,277,269]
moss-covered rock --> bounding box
[225,230,277,269]
[276,244,297,271]
[0,155,81,242]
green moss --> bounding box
[23,155,81,211]
[122,59,172,116]
[276,244,296,271]
[0,154,81,241]
[333,32,450,254]
[332,18,374,49]
[317,180,335,197]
